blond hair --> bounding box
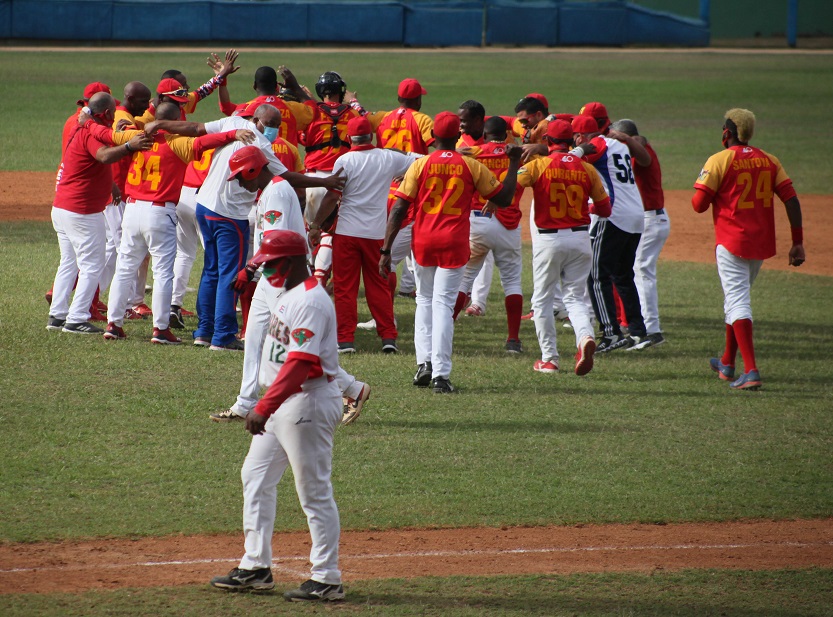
[724,108,755,143]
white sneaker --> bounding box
[356,319,376,331]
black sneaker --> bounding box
[210,339,245,351]
[381,339,399,354]
[210,567,274,591]
[62,321,104,334]
[46,316,65,332]
[169,305,186,329]
[431,377,456,394]
[283,579,344,602]
[413,362,433,387]
[596,334,632,353]
[338,342,356,354]
[505,338,523,354]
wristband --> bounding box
[125,142,133,153]
[379,248,391,256]
[791,227,803,245]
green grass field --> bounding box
[1,48,832,615]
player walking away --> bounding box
[379,112,521,394]
[609,119,670,349]
[211,149,370,425]
[516,120,611,375]
[693,109,804,390]
[572,105,651,353]
[452,116,526,354]
[88,102,254,344]
[310,116,421,354]
[209,230,345,602]
[48,93,152,335]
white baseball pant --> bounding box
[107,201,177,329]
[716,244,762,325]
[50,207,107,324]
[304,170,331,227]
[459,214,522,300]
[634,209,670,335]
[172,185,203,307]
[239,377,342,585]
[530,229,594,363]
[99,200,124,294]
[231,277,364,417]
[413,263,465,380]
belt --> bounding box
[646,208,665,215]
[472,211,492,218]
[538,225,589,234]
[126,197,170,208]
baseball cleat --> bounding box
[342,383,370,425]
[210,567,275,592]
[626,335,653,351]
[596,334,632,353]
[169,306,186,330]
[151,328,182,345]
[103,322,127,340]
[337,342,356,354]
[89,307,107,322]
[62,321,104,335]
[730,369,762,391]
[575,336,596,376]
[709,357,735,381]
[647,332,666,347]
[534,359,559,373]
[465,304,485,317]
[283,579,344,602]
[210,339,245,351]
[124,308,145,320]
[381,339,399,354]
[356,318,377,331]
[209,408,246,422]
[133,303,153,317]
[431,377,456,394]
[505,338,523,354]
[413,362,433,387]
[193,337,212,348]
[46,316,65,332]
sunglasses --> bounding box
[162,88,188,98]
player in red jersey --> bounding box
[693,108,804,390]
[379,112,521,393]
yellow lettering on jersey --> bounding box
[427,164,464,175]
[731,157,770,171]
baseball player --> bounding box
[48,93,151,334]
[210,148,370,425]
[610,119,670,348]
[452,116,525,353]
[90,102,254,344]
[379,111,521,393]
[572,105,652,352]
[516,119,611,375]
[693,108,804,390]
[310,116,421,354]
[209,230,345,602]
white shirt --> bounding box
[331,147,420,240]
[259,278,339,390]
[198,116,288,220]
[589,137,645,235]
[254,176,309,257]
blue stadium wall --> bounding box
[1,0,709,46]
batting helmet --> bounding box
[315,71,347,101]
[227,146,268,182]
[251,230,308,266]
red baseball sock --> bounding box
[452,291,469,320]
[732,318,757,372]
[505,294,523,340]
[721,323,738,367]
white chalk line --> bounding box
[2,540,830,574]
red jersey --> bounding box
[302,101,360,172]
[61,109,82,153]
[517,152,611,230]
[634,142,664,211]
[232,95,314,147]
[394,150,502,268]
[271,136,304,173]
[694,145,794,260]
[471,141,524,230]
[183,149,213,188]
[112,106,139,197]
[54,123,113,215]
[373,108,433,154]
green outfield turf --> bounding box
[1,49,832,191]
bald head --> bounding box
[155,101,180,121]
[122,81,151,117]
[88,92,116,115]
[254,104,281,128]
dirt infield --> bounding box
[1,519,832,594]
[4,171,830,277]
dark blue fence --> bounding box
[1,0,710,46]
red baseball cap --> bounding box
[347,115,372,138]
[546,119,573,141]
[526,92,549,108]
[572,115,599,134]
[555,113,575,123]
[580,102,610,131]
[77,82,111,106]
[157,78,189,103]
[237,101,261,118]
[227,146,268,182]
[398,78,427,99]
[433,111,461,139]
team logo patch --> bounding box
[291,328,315,345]
[561,155,574,162]
[439,151,454,158]
[264,210,283,224]
[697,168,709,182]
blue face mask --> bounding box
[262,126,279,143]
